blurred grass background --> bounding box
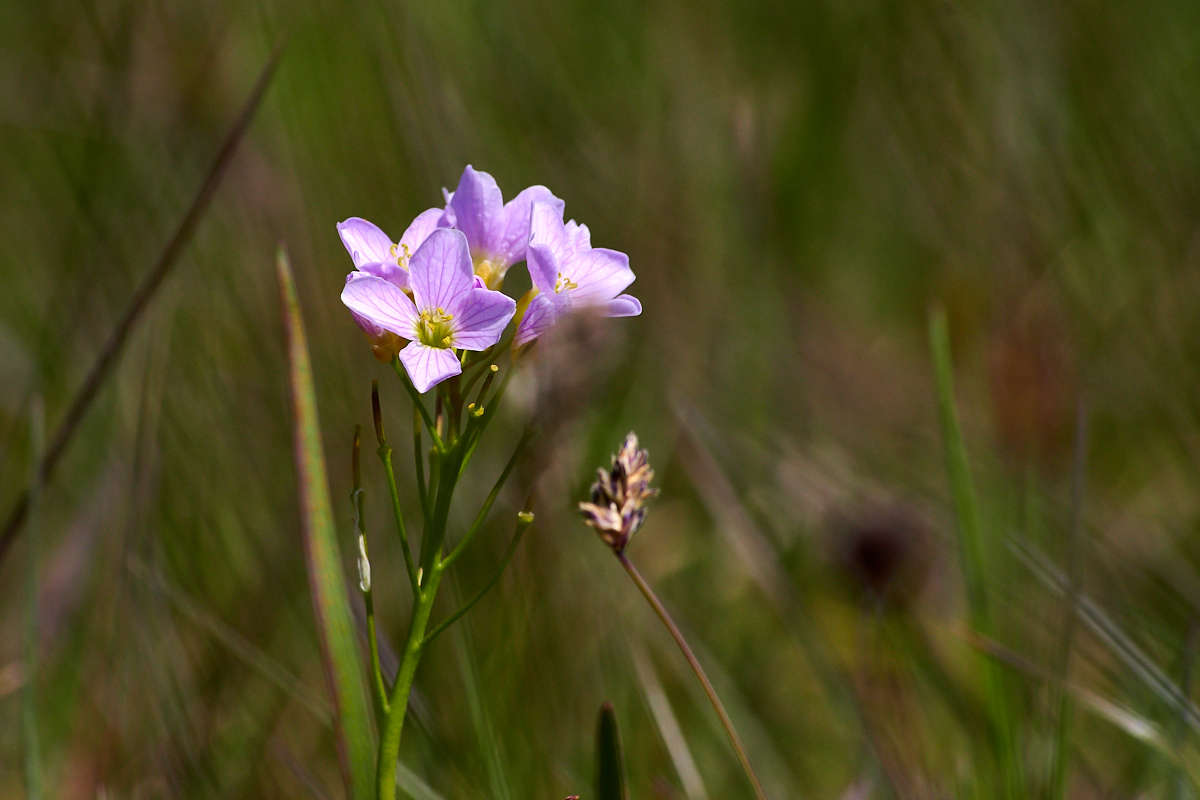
[4,0,1200,797]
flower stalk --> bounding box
[331,166,644,800]
[583,434,768,800]
[616,552,768,800]
[371,373,533,800]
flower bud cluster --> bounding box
[579,433,657,553]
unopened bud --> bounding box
[371,380,386,446]
[517,510,535,524]
[357,534,371,593]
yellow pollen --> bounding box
[390,242,412,269]
[554,272,579,294]
[416,307,455,348]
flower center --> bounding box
[416,307,455,348]
[389,242,413,270]
[554,272,578,294]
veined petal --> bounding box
[514,292,558,347]
[338,218,394,268]
[341,273,420,338]
[525,241,561,296]
[564,220,592,255]
[357,261,410,292]
[399,342,461,393]
[564,247,635,305]
[451,288,516,350]
[448,165,504,260]
[399,208,447,255]
[528,201,570,260]
[409,228,476,317]
[486,185,564,268]
[605,294,642,317]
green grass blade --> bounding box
[278,246,374,800]
[928,305,1019,797]
[596,702,629,800]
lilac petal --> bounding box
[350,310,386,339]
[338,218,394,268]
[448,165,504,259]
[564,220,592,256]
[398,208,446,255]
[357,261,410,292]
[528,201,569,260]
[514,292,559,347]
[525,241,561,296]
[564,247,635,305]
[341,273,420,339]
[451,288,516,350]
[399,342,461,393]
[485,185,565,268]
[409,228,476,316]
[605,294,642,317]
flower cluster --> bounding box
[338,166,641,391]
[579,432,657,553]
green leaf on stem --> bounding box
[278,246,374,800]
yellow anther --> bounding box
[416,307,455,348]
[392,242,413,269]
[554,272,579,294]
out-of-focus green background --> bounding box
[4,0,1200,797]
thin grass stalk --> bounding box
[1050,398,1088,799]
[0,37,286,565]
[22,397,44,800]
[616,552,768,800]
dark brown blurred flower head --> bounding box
[829,501,935,610]
[580,433,658,553]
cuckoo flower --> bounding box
[445,165,564,290]
[341,228,515,392]
[338,210,445,361]
[514,202,641,347]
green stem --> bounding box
[379,446,420,596]
[413,407,429,525]
[459,366,517,476]
[353,428,390,723]
[424,507,534,648]
[616,552,768,800]
[364,584,390,720]
[419,443,465,578]
[375,563,445,800]
[443,426,533,568]
[393,358,443,452]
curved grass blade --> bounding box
[278,246,373,800]
[0,36,287,566]
[928,305,1020,797]
[596,702,629,800]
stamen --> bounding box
[554,272,579,293]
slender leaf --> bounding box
[596,702,629,800]
[928,305,1019,797]
[278,246,373,800]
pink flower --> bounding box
[341,228,516,392]
[514,202,641,347]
